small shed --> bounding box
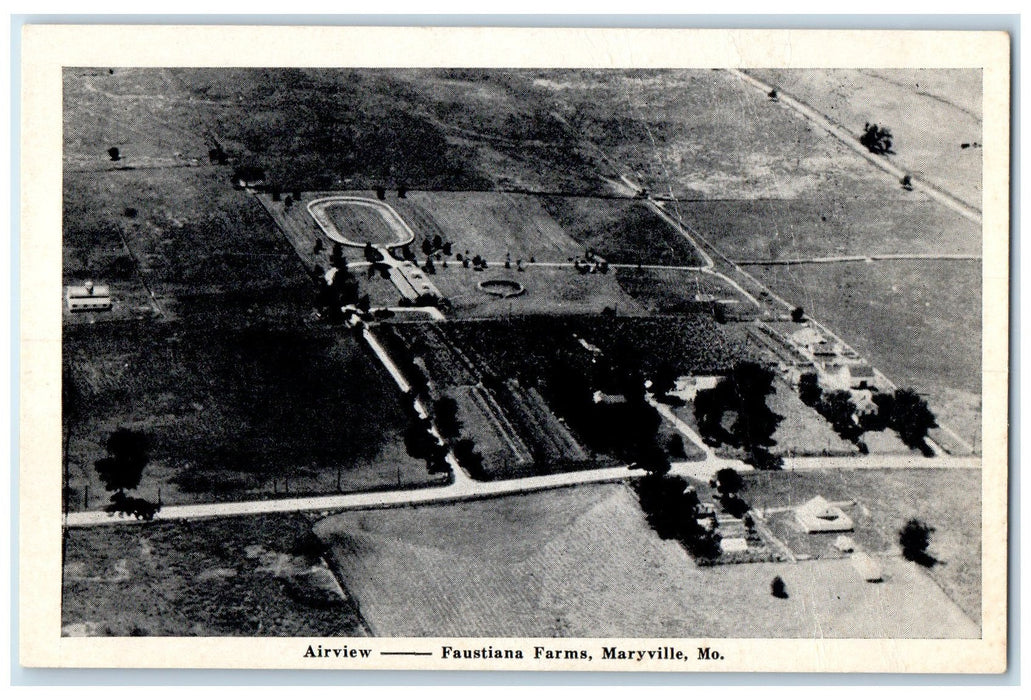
[65,281,111,312]
[833,535,856,553]
[721,537,748,553]
[851,552,884,582]
[795,495,854,533]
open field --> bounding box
[315,483,977,637]
[64,69,311,312]
[392,192,584,262]
[63,513,366,636]
[531,69,894,200]
[614,267,758,315]
[750,260,981,449]
[64,322,440,511]
[64,167,311,319]
[431,265,646,318]
[540,196,707,266]
[749,69,982,210]
[744,468,982,623]
[674,198,981,261]
[766,381,860,457]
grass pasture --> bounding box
[315,483,977,638]
[614,267,759,315]
[64,322,439,511]
[749,69,983,210]
[675,197,981,261]
[391,192,584,262]
[745,468,982,623]
[63,513,366,637]
[431,264,646,318]
[530,69,892,200]
[540,196,707,267]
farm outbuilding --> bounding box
[795,495,854,533]
[65,281,111,312]
[833,535,857,553]
[389,262,441,303]
[851,552,884,582]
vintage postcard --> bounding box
[18,25,1010,673]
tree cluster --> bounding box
[712,467,749,518]
[313,258,364,322]
[860,123,894,155]
[543,347,670,474]
[694,362,783,469]
[636,474,722,561]
[799,375,937,455]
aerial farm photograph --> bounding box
[61,67,983,639]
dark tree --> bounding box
[771,576,788,598]
[421,238,433,256]
[860,123,894,154]
[714,467,749,516]
[791,306,805,322]
[901,174,914,191]
[861,391,895,432]
[668,433,686,459]
[231,165,265,186]
[375,186,386,200]
[284,195,293,208]
[329,242,344,267]
[899,518,936,566]
[433,396,462,440]
[397,186,407,198]
[649,361,678,399]
[768,89,778,101]
[798,372,822,406]
[363,242,382,263]
[107,147,121,162]
[403,421,433,459]
[887,389,938,454]
[714,467,744,499]
[453,439,484,479]
[821,390,863,443]
[94,428,149,493]
[694,362,782,462]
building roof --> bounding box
[849,363,876,378]
[851,552,883,581]
[796,496,854,532]
[66,284,111,298]
[834,535,856,552]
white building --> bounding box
[65,281,111,312]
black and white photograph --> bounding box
[18,25,1010,673]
